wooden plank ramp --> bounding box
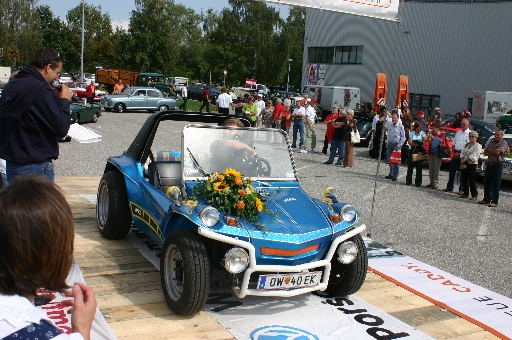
[56,176,499,340]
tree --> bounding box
[282,6,306,91]
[0,0,40,67]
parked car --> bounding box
[103,87,177,113]
[186,83,220,103]
[96,111,368,315]
[443,118,497,146]
[354,111,373,146]
[83,73,97,85]
[67,82,106,101]
[476,134,512,181]
[70,98,101,124]
[58,73,74,84]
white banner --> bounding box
[262,0,400,21]
[38,262,117,340]
[366,240,512,340]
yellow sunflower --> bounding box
[213,182,229,192]
[225,168,242,177]
[255,198,263,212]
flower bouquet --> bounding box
[193,168,267,222]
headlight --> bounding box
[340,204,357,222]
[224,247,249,273]
[199,206,219,227]
[337,241,358,264]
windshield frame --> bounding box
[181,124,298,182]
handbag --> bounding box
[350,130,361,144]
[389,150,401,164]
[438,145,451,158]
[412,152,427,162]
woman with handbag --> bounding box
[459,130,482,200]
[425,122,446,189]
[343,109,358,168]
[406,121,426,186]
[262,100,274,142]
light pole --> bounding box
[80,0,84,82]
[287,59,293,92]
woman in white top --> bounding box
[0,176,96,340]
[459,130,482,200]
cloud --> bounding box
[111,19,129,30]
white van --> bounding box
[304,85,360,120]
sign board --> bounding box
[261,0,399,21]
[245,78,256,88]
[306,64,325,85]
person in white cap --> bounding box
[255,94,265,130]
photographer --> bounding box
[0,47,73,181]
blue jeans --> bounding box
[446,156,463,192]
[6,161,55,182]
[328,138,345,164]
[292,120,305,148]
[483,163,503,204]
[387,143,399,179]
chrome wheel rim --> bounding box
[164,244,183,301]
[97,183,109,229]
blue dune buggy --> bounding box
[96,111,367,315]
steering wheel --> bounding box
[239,156,271,177]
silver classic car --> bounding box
[103,86,177,112]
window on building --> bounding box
[334,46,363,64]
[308,47,334,63]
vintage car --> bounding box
[476,134,512,182]
[67,82,106,101]
[103,87,177,113]
[70,98,101,124]
[354,111,373,146]
[186,83,220,103]
[443,118,496,146]
[96,111,368,315]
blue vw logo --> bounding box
[250,325,319,340]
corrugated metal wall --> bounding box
[303,2,512,116]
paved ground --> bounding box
[55,110,511,298]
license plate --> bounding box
[257,271,322,290]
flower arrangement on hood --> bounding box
[193,168,267,221]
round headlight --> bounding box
[224,247,249,274]
[337,241,358,264]
[199,206,219,227]
[340,204,357,222]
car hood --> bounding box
[237,186,332,238]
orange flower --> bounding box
[234,177,243,186]
[238,189,246,197]
[237,201,245,210]
[217,174,225,181]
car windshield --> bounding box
[124,88,136,96]
[182,125,296,181]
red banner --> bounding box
[245,78,257,88]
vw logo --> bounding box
[250,325,319,340]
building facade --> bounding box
[302,1,512,116]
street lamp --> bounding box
[286,59,293,92]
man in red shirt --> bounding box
[199,86,210,113]
[85,82,96,104]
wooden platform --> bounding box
[57,176,499,340]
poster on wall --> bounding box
[306,64,325,86]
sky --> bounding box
[37,0,288,30]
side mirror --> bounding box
[324,186,339,203]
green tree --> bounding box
[282,6,306,91]
[0,0,40,67]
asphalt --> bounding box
[55,109,512,298]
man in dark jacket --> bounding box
[0,47,73,181]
